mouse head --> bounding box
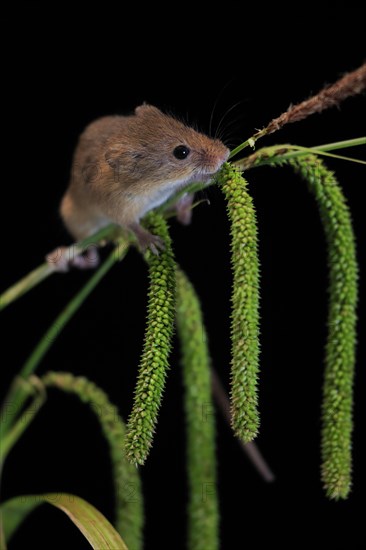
[105,105,229,187]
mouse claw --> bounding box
[130,223,165,256]
[140,233,165,256]
[147,235,165,255]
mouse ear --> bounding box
[135,104,161,117]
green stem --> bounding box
[175,268,219,550]
[125,214,176,465]
[0,245,127,437]
[229,130,265,159]
[0,224,120,312]
[0,263,54,312]
[234,137,366,171]
[0,386,45,468]
[288,156,358,499]
[303,137,366,152]
[218,163,261,443]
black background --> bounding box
[1,3,365,549]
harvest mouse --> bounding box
[48,104,229,270]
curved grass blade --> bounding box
[0,494,127,549]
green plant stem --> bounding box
[0,263,54,312]
[300,137,366,152]
[41,372,143,550]
[229,131,265,159]
[0,224,120,312]
[0,245,127,438]
[175,268,219,550]
[289,156,358,499]
[218,163,261,443]
[125,213,176,465]
[234,137,366,171]
[0,384,45,468]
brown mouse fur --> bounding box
[56,104,229,265]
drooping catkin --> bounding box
[289,156,358,499]
[125,213,176,465]
[218,163,261,442]
[176,268,219,550]
[41,371,143,550]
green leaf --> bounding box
[0,493,128,549]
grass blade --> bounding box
[0,494,128,549]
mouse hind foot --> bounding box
[46,245,100,272]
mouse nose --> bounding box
[222,147,230,163]
[210,148,230,172]
[198,144,230,175]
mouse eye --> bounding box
[173,145,190,160]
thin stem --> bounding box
[228,131,265,159]
[305,137,366,152]
[230,136,366,164]
[0,264,54,311]
[234,138,366,171]
[0,224,120,312]
[0,245,127,437]
[210,369,275,482]
[0,384,45,468]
